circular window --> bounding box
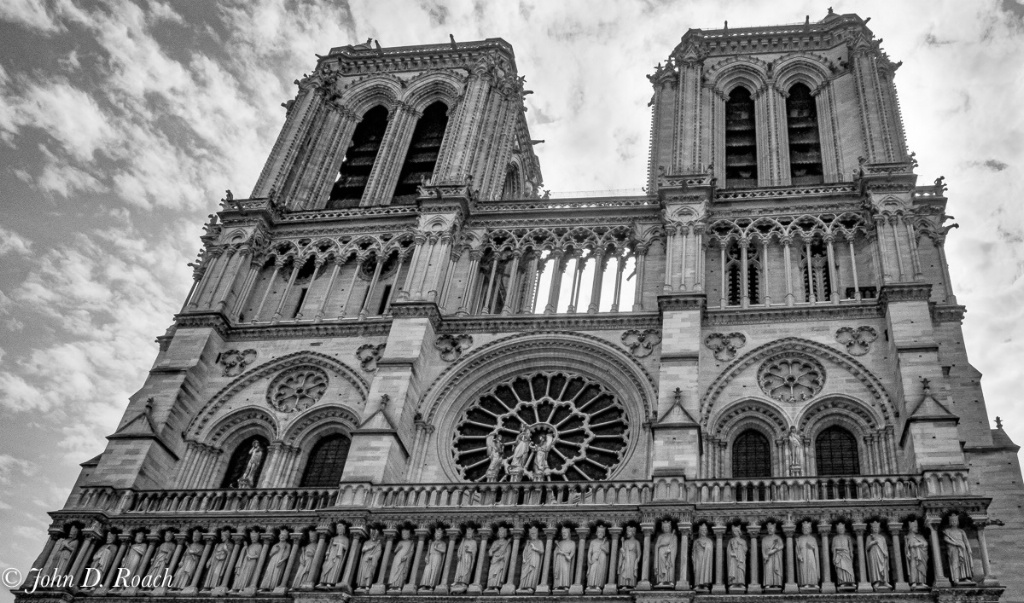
[757,353,825,403]
[267,366,328,413]
[452,372,629,482]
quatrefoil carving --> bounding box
[704,332,747,361]
[758,353,825,403]
[355,343,385,372]
[621,329,662,358]
[835,326,878,356]
[436,334,473,362]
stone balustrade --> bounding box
[73,486,338,514]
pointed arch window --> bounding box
[725,86,758,188]
[815,426,860,476]
[724,241,761,306]
[300,434,351,488]
[328,105,389,208]
[393,101,449,202]
[786,83,823,185]
[732,429,772,478]
[220,435,269,488]
[801,238,833,302]
[502,164,523,199]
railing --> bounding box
[71,472,966,516]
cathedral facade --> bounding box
[18,11,1024,603]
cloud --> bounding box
[0,454,34,486]
[0,225,32,256]
[0,0,60,33]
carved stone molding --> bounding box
[879,283,933,304]
[703,303,883,326]
[835,326,878,356]
[757,353,826,403]
[217,349,257,377]
[621,329,662,358]
[704,332,746,361]
[436,334,473,362]
[438,313,661,335]
[355,344,385,372]
[267,366,329,413]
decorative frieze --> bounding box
[217,349,257,377]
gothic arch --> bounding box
[400,71,465,113]
[707,58,770,97]
[280,404,361,450]
[709,398,789,441]
[797,394,881,436]
[420,331,657,482]
[340,75,402,116]
[700,337,895,426]
[773,54,831,93]
[205,407,279,450]
[184,351,369,441]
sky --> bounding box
[0,0,1022,599]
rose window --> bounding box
[452,372,629,482]
[267,367,328,413]
[757,353,825,403]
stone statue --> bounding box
[293,538,317,588]
[236,441,264,488]
[145,531,177,586]
[787,427,804,473]
[203,530,231,589]
[795,521,819,587]
[485,526,511,590]
[518,526,544,592]
[259,530,292,590]
[356,528,382,590]
[553,526,576,591]
[944,515,974,584]
[388,529,415,590]
[451,527,477,592]
[120,532,148,581]
[87,533,118,588]
[654,520,677,586]
[905,521,929,588]
[692,524,714,589]
[831,523,855,586]
[420,528,448,590]
[505,428,532,481]
[317,524,349,588]
[618,526,640,588]
[586,525,611,590]
[484,433,503,482]
[170,531,203,590]
[727,525,748,587]
[531,432,556,480]
[232,531,262,591]
[203,530,232,590]
[866,522,890,587]
[45,525,80,576]
[317,524,350,585]
[762,523,783,589]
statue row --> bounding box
[29,514,981,597]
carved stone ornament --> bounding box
[621,329,662,358]
[757,353,825,403]
[266,366,328,413]
[355,343,385,372]
[436,333,473,362]
[452,371,629,482]
[704,332,747,361]
[835,326,878,356]
[218,349,257,377]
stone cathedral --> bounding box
[17,11,1024,603]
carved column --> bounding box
[632,246,648,311]
[719,244,727,308]
[370,528,397,595]
[501,526,524,594]
[637,522,653,590]
[818,522,835,593]
[605,526,621,594]
[544,251,565,314]
[437,528,459,594]
[848,236,861,300]
[825,234,839,302]
[712,523,726,593]
[251,256,283,321]
[740,238,750,308]
[501,251,523,316]
[339,527,364,592]
[204,246,238,309]
[307,528,330,591]
[313,256,343,321]
[972,516,996,585]
[891,217,907,281]
[587,249,606,313]
[761,238,771,305]
[569,526,588,594]
[96,535,130,593]
[360,103,421,206]
[481,250,500,314]
[182,534,213,595]
[783,523,797,593]
[405,528,429,593]
[853,522,872,592]
[271,257,301,323]
[782,237,795,305]
[537,527,556,595]
[611,252,626,312]
[664,224,676,291]
[889,522,910,592]
[676,523,690,591]
[468,527,489,595]
[400,235,426,299]
[358,255,384,319]
[69,532,99,590]
[456,250,483,315]
[925,517,944,587]
[747,523,761,594]
[566,252,584,313]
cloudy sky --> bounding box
[0,0,1022,596]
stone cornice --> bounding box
[438,312,661,334]
[932,304,966,324]
[704,302,883,326]
[658,293,707,312]
[879,283,933,304]
[388,301,442,328]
